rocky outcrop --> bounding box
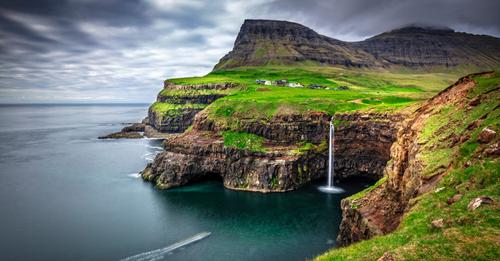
[98,132,143,139]
[336,71,496,246]
[141,131,326,192]
[215,19,500,70]
[98,123,145,139]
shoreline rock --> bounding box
[98,123,146,139]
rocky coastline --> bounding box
[137,91,404,192]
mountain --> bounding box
[214,20,383,69]
[214,19,500,70]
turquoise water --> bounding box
[0,104,370,261]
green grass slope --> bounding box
[165,66,459,130]
[316,72,500,260]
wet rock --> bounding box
[478,127,496,143]
[98,122,145,139]
[468,196,494,211]
[121,123,145,132]
[98,132,143,139]
[447,194,462,205]
[431,219,444,229]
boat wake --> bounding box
[120,232,211,261]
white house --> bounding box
[287,82,303,88]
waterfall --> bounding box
[327,121,334,187]
[319,118,344,193]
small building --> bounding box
[307,84,326,89]
[287,82,303,88]
[274,79,288,86]
[255,80,266,85]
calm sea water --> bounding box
[0,104,370,261]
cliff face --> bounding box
[146,83,236,133]
[336,71,499,246]
[194,111,331,145]
[334,113,404,180]
[214,20,500,70]
[142,130,327,192]
[141,109,402,192]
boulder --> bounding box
[468,196,494,211]
[478,127,496,143]
[447,194,462,205]
[431,219,444,229]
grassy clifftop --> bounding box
[316,71,499,260]
[164,66,459,130]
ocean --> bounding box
[0,104,369,261]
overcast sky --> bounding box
[1,0,499,103]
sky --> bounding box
[0,0,499,103]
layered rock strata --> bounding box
[147,83,237,133]
[142,110,403,192]
[193,111,331,144]
[142,131,326,192]
[336,72,497,246]
[334,113,404,180]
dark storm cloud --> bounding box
[259,0,500,40]
[0,0,498,102]
[0,0,244,102]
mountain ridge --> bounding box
[214,19,500,70]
